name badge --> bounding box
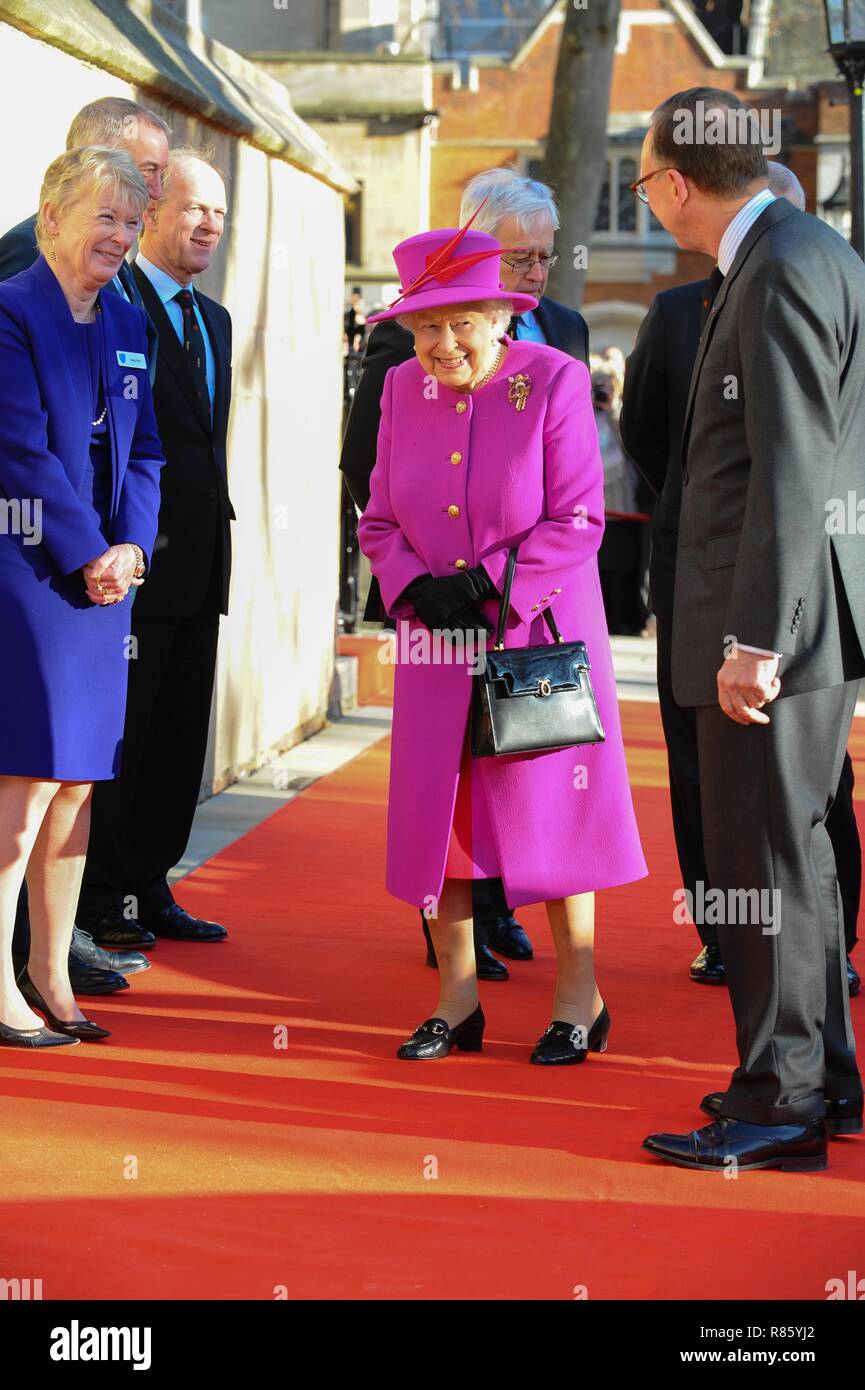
[117,350,147,368]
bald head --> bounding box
[767,162,806,211]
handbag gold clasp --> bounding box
[536,678,552,697]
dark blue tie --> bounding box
[174,288,210,415]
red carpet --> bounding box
[1,703,863,1301]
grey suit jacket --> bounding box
[672,198,865,706]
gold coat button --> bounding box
[447,504,460,518]
[450,451,462,465]
[552,587,562,594]
[455,400,467,414]
[454,558,468,569]
[530,604,539,611]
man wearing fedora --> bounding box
[341,168,591,981]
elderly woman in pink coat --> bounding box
[358,222,647,1064]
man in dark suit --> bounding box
[0,96,170,995]
[340,168,590,980]
[77,148,235,947]
[621,163,861,998]
[638,89,865,1172]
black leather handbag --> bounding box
[471,549,606,758]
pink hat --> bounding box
[367,225,539,324]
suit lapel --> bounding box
[29,255,91,457]
[132,262,211,434]
[681,199,798,464]
[534,296,555,348]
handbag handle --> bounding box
[494,548,564,650]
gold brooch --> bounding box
[507,373,531,411]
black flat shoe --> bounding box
[643,1116,828,1172]
[689,944,726,985]
[848,955,861,997]
[141,904,227,942]
[82,907,156,950]
[530,1003,611,1065]
[19,974,111,1042]
[397,1004,485,1060]
[0,1021,79,1048]
[485,914,534,961]
[700,1090,864,1136]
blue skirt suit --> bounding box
[0,256,164,780]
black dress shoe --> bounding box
[420,916,509,980]
[848,955,861,997]
[475,941,509,980]
[19,974,111,1042]
[700,1090,864,1136]
[689,943,726,985]
[531,1003,611,1065]
[397,1004,484,1060]
[141,904,228,942]
[71,925,150,977]
[0,1021,79,1048]
[485,914,534,961]
[643,1116,828,1171]
[84,907,156,950]
[66,959,129,996]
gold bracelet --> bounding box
[127,542,146,580]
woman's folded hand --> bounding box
[403,568,495,638]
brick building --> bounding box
[202,0,853,353]
[431,0,847,350]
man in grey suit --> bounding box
[638,88,865,1173]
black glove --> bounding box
[398,565,496,638]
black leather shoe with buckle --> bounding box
[397,1005,485,1060]
[530,1004,611,1065]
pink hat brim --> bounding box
[367,285,539,324]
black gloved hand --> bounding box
[399,565,496,638]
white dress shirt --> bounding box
[135,252,215,409]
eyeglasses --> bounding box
[500,250,560,271]
[629,168,679,203]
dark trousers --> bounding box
[656,613,712,947]
[77,606,220,925]
[657,613,860,954]
[696,681,862,1125]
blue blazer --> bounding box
[0,254,164,576]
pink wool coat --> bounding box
[358,337,647,909]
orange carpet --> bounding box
[1,703,863,1301]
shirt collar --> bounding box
[135,251,196,306]
[717,189,776,276]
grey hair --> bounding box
[766,161,806,211]
[459,167,560,237]
[397,298,513,334]
[161,144,227,196]
[66,97,171,150]
[36,146,150,254]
